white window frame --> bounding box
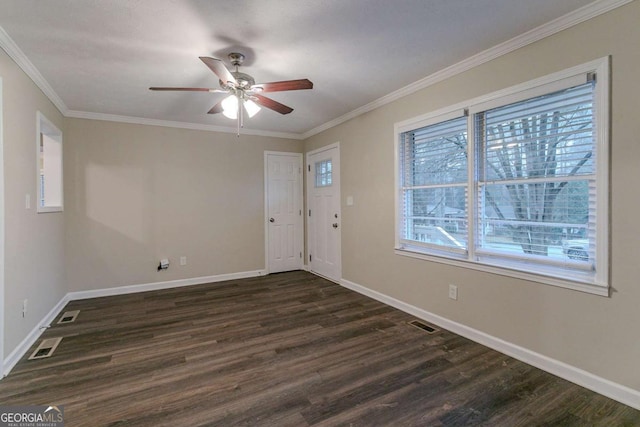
[36,111,63,213]
[394,57,609,296]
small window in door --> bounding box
[315,159,332,187]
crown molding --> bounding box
[0,24,301,140]
[1,0,632,140]
[0,26,68,114]
[301,0,634,139]
[65,110,303,140]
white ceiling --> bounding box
[0,0,613,138]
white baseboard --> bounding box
[2,269,267,377]
[3,294,71,376]
[67,269,267,301]
[340,278,640,411]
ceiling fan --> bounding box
[150,53,313,133]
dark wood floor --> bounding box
[0,271,638,426]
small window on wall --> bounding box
[36,111,63,213]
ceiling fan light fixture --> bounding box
[221,94,239,119]
[244,99,261,118]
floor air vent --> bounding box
[57,310,80,324]
[408,320,439,334]
[28,337,63,360]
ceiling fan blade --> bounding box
[252,79,313,93]
[199,57,236,86]
[253,94,294,115]
[149,87,225,92]
[207,100,224,114]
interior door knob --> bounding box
[269,218,275,223]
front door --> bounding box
[307,144,341,282]
[265,152,303,273]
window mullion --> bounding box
[405,132,415,240]
[467,112,477,262]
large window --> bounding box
[395,58,609,294]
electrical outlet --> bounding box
[448,284,458,300]
[22,299,28,317]
[180,256,187,266]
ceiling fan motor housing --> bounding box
[220,53,255,90]
[232,71,255,88]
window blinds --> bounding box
[476,82,596,267]
[400,116,468,252]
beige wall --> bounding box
[65,119,302,291]
[0,48,66,358]
[305,1,640,391]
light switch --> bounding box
[25,194,31,209]
[346,196,354,206]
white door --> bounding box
[265,152,303,273]
[307,144,341,282]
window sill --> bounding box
[37,206,63,213]
[394,247,609,297]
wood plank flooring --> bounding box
[0,271,638,426]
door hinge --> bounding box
[309,254,312,262]
[300,252,302,259]
[308,165,311,172]
[299,209,302,216]
[308,209,311,217]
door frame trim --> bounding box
[0,77,4,373]
[305,142,341,280]
[264,151,304,274]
